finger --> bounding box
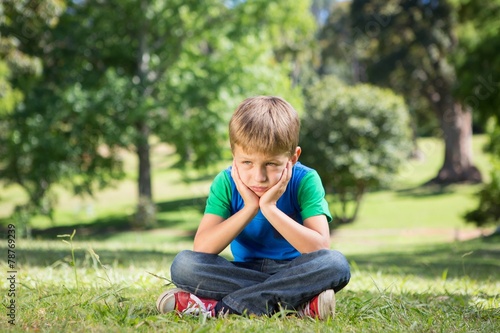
[281,164,288,181]
[286,161,293,180]
[231,161,238,180]
[280,161,292,182]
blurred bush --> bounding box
[300,75,412,224]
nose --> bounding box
[254,166,267,182]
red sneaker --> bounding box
[298,289,336,320]
[156,288,218,318]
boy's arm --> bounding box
[260,162,331,253]
[193,206,258,254]
[260,208,331,253]
[193,165,259,254]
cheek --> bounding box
[238,170,252,185]
[268,169,284,185]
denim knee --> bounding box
[329,250,351,275]
[170,250,199,285]
[325,249,351,290]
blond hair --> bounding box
[229,96,300,156]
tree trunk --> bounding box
[131,0,156,228]
[137,121,152,200]
[429,100,482,185]
[133,120,157,229]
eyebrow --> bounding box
[238,155,283,163]
[234,146,287,162]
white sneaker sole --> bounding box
[317,289,336,319]
[156,287,185,314]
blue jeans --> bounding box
[170,249,351,316]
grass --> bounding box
[0,135,499,332]
[2,235,498,332]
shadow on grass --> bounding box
[155,196,206,215]
[17,246,179,269]
[394,183,455,198]
[7,196,207,241]
[346,235,500,281]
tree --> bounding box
[56,0,315,227]
[300,76,412,225]
[452,0,500,124]
[0,0,62,117]
[1,0,317,229]
[350,0,482,185]
[316,1,357,81]
[318,0,438,153]
[0,0,72,234]
[453,0,500,229]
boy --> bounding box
[156,96,350,319]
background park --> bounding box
[1,0,499,332]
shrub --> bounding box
[300,76,412,224]
[464,162,500,228]
[465,120,500,230]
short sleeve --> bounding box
[297,171,332,222]
[204,170,233,219]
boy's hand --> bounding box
[231,161,260,210]
[259,161,292,207]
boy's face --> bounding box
[232,144,301,197]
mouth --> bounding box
[250,186,268,194]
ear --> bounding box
[291,146,301,165]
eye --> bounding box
[266,162,277,167]
[242,161,252,165]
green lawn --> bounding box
[2,234,498,332]
[0,135,499,332]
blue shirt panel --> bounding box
[226,162,313,262]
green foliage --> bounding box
[0,0,88,232]
[50,0,313,169]
[0,62,23,116]
[300,76,412,224]
[0,0,317,229]
[0,80,126,232]
[319,0,438,136]
[0,0,65,112]
[473,131,500,228]
[317,1,360,83]
[350,0,457,92]
[453,0,500,123]
[464,162,500,227]
[453,0,500,228]
[349,0,483,185]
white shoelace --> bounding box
[181,294,214,318]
